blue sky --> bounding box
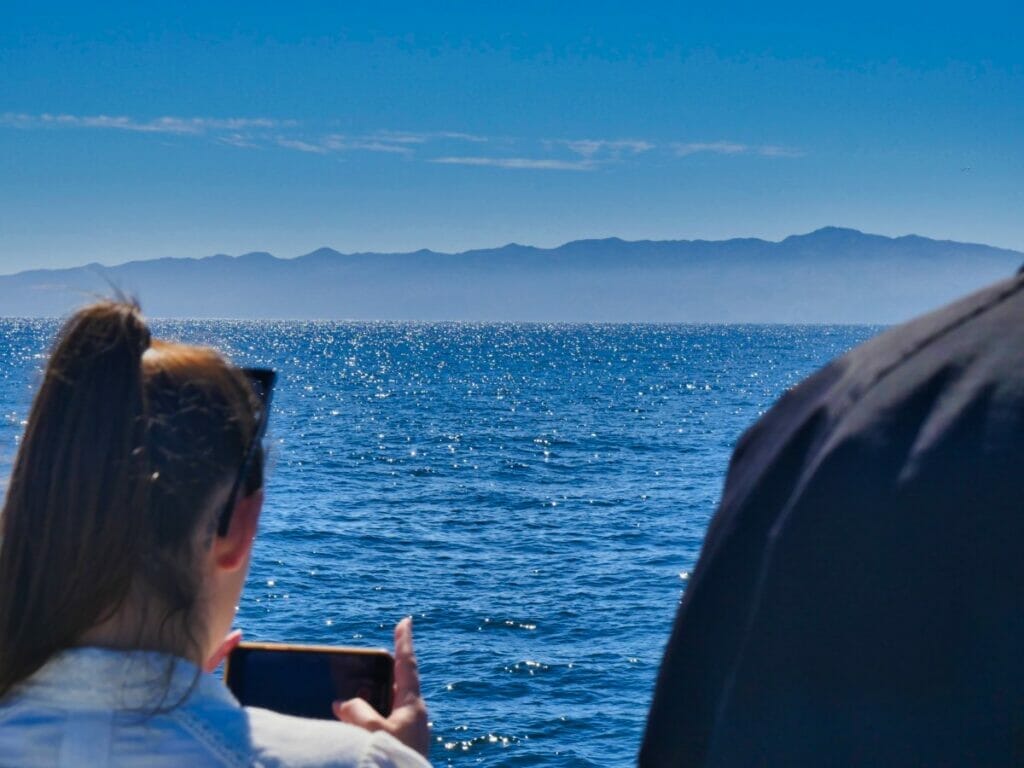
[1,1,1022,272]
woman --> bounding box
[0,300,430,766]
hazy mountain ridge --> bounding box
[1,227,1020,322]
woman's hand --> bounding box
[204,629,243,673]
[334,617,430,758]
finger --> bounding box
[393,616,422,703]
[204,629,243,673]
[334,697,387,731]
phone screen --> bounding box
[224,643,394,719]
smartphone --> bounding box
[224,642,394,720]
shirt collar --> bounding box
[16,646,240,711]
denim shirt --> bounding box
[0,647,429,767]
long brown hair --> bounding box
[0,300,261,697]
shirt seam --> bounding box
[172,707,249,768]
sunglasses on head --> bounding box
[217,367,276,537]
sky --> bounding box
[1,1,1022,273]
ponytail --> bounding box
[0,300,257,698]
[0,301,152,695]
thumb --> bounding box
[333,697,387,732]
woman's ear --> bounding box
[213,490,263,571]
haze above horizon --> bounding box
[2,2,1022,274]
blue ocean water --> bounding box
[0,321,878,766]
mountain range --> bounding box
[0,227,1020,323]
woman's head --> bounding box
[0,300,264,697]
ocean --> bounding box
[0,321,879,766]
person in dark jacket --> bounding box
[642,271,1024,766]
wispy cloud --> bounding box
[275,137,330,154]
[0,112,285,135]
[367,129,490,144]
[217,133,263,149]
[281,129,491,153]
[672,140,804,158]
[432,156,596,171]
[553,138,655,158]
[345,140,415,155]
[1,112,804,168]
[324,135,415,154]
[455,137,656,171]
[274,134,415,155]
[434,131,489,143]
[364,131,430,145]
[673,141,748,156]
